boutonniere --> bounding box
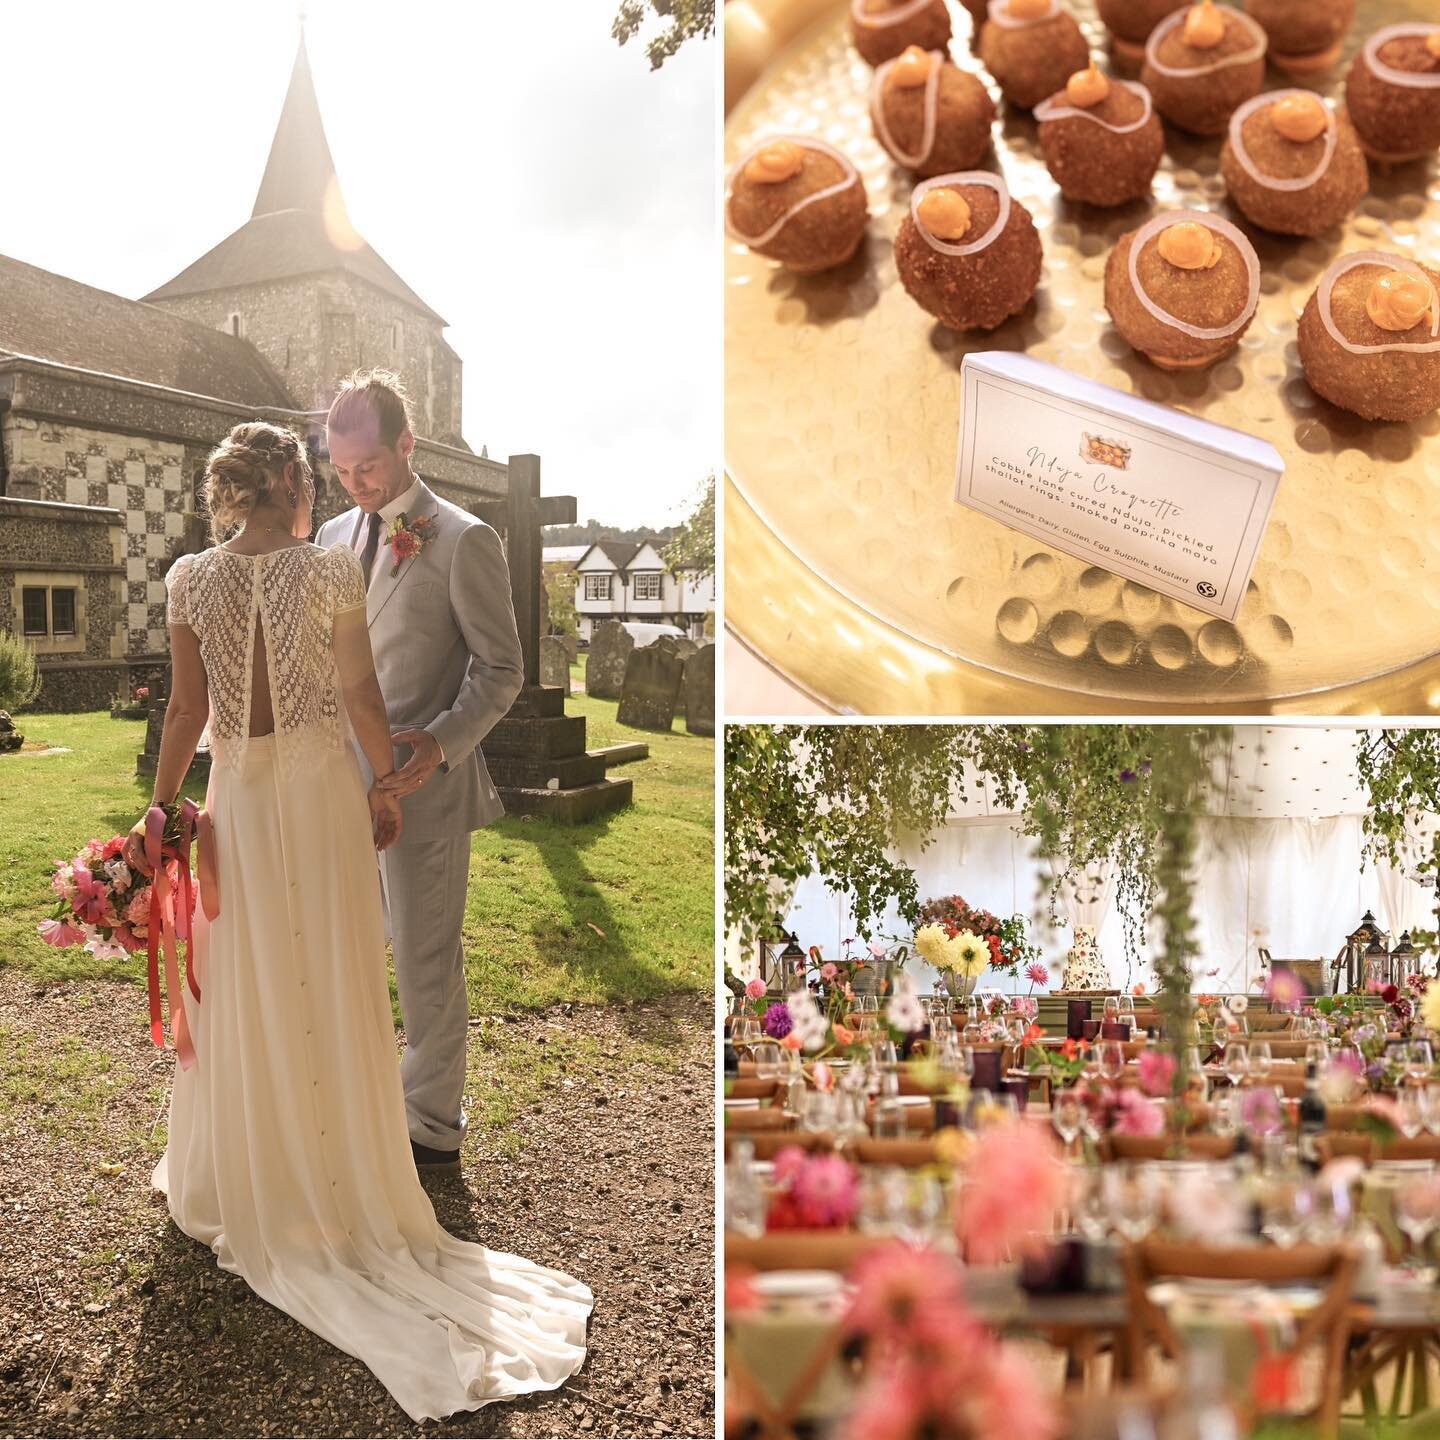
[385,512,437,577]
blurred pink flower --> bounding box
[844,1244,969,1339]
[1137,1050,1176,1098]
[868,940,887,959]
[1264,968,1305,1009]
[744,977,765,1000]
[1241,1086,1284,1137]
[821,962,839,981]
[965,1343,1061,1440]
[843,1366,930,1440]
[1025,962,1049,990]
[957,1121,1066,1264]
[37,918,86,948]
[792,1153,860,1228]
[70,865,114,928]
[124,887,153,926]
[1112,1090,1165,1138]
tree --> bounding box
[545,564,579,637]
[664,472,714,578]
[611,0,715,69]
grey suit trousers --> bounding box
[382,829,473,1152]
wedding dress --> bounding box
[150,542,591,1423]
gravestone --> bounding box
[655,635,698,666]
[136,695,210,781]
[616,644,685,732]
[586,620,635,700]
[682,643,715,737]
[561,633,579,664]
[539,635,571,693]
[470,455,631,822]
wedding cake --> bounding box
[1061,924,1110,991]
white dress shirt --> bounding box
[353,474,426,587]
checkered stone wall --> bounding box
[7,417,188,654]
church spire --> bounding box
[251,34,339,218]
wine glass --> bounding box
[1210,1089,1238,1139]
[1052,1092,1083,1156]
[1395,1177,1440,1268]
[1103,996,1121,1024]
[1249,1041,1273,1081]
[1306,1040,1328,1070]
[1098,1040,1126,1083]
[1421,1082,1440,1138]
[1407,1041,1435,1086]
[1397,1086,1425,1140]
[1223,1046,1251,1088]
[897,1173,944,1247]
[1073,1166,1110,1242]
[1261,1178,1305,1249]
[1107,1165,1159,1242]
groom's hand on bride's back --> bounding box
[368,784,403,852]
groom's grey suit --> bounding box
[317,478,523,1151]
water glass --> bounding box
[1098,1040,1126,1083]
[1223,1046,1251,1088]
[1249,1041,1273,1080]
[1421,1083,1440,1138]
[1261,1177,1305,1248]
[1106,1165,1159,1242]
[752,1041,782,1081]
[1395,1177,1440,1264]
[1398,1085,1425,1140]
[1407,1041,1435,1085]
[1052,1092,1083,1153]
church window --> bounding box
[50,588,77,636]
[21,588,47,636]
[392,322,404,353]
[226,312,244,338]
[583,574,612,602]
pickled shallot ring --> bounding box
[1143,6,1266,76]
[724,136,862,249]
[1128,209,1260,339]
[871,51,943,168]
[911,171,1011,256]
[985,0,1061,27]
[1035,79,1154,134]
[1318,251,1440,355]
[1361,23,1440,90]
[851,0,943,28]
[1227,91,1337,193]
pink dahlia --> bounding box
[1137,1049,1177,1098]
[957,1122,1066,1264]
[743,977,765,1000]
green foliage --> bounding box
[664,472,715,578]
[0,631,41,713]
[1356,728,1440,963]
[611,0,715,69]
[545,563,579,637]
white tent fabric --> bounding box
[766,727,1437,995]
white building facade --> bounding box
[571,540,714,641]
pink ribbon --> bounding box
[143,801,220,1070]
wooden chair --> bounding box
[1318,1134,1440,1165]
[726,1230,890,1274]
[1105,1134,1237,1162]
[850,1137,941,1168]
[725,1130,834,1161]
[1123,1239,1357,1437]
[727,1077,782,1101]
[725,1107,793,1133]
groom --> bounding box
[317,369,523,1175]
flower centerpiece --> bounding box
[915,924,991,1001]
[914,894,1041,977]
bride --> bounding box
[122,421,591,1423]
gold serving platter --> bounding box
[724,0,1440,715]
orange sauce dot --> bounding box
[745,141,804,184]
[1157,221,1223,270]
[891,46,935,89]
[1183,0,1225,49]
[917,187,973,241]
[1366,269,1433,332]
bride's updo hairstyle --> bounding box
[203,422,315,540]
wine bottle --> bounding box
[1298,1059,1327,1172]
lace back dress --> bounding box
[151,544,592,1423]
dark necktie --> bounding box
[360,511,383,591]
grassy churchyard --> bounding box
[0,667,714,1439]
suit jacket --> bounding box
[316,479,523,837]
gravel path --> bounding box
[0,972,714,1438]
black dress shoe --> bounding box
[411,1139,462,1175]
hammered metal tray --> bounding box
[724,0,1440,714]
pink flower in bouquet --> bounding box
[70,866,114,928]
[1025,962,1049,989]
[37,917,87,948]
[744,977,766,1000]
[1137,1049,1176,1098]
[1263,968,1305,1009]
[102,836,126,862]
[793,1153,860,1228]
[50,863,76,900]
[772,1144,809,1189]
[820,962,838,982]
[110,924,146,954]
[956,1121,1066,1264]
[844,1365,936,1440]
[1112,1090,1165,1138]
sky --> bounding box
[0,0,716,529]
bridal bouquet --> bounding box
[39,834,157,960]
